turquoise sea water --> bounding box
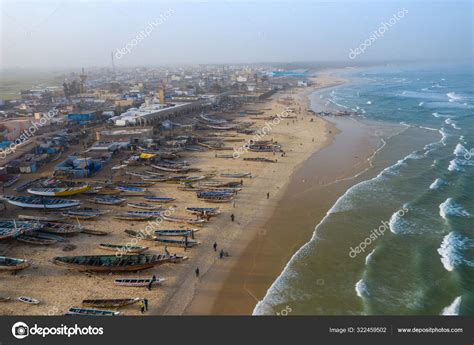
[254,62,474,315]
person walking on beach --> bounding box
[144,298,148,311]
[213,242,217,251]
[233,199,236,208]
[148,275,156,291]
[139,300,145,314]
[231,213,235,222]
[195,267,200,278]
[219,249,224,259]
[267,192,270,199]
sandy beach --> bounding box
[0,72,350,316]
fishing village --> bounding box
[0,66,343,316]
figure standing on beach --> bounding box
[147,275,156,290]
[267,192,270,199]
[219,249,224,259]
[144,298,148,311]
[213,242,217,251]
[139,300,145,313]
[195,267,200,278]
[231,213,235,222]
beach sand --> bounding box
[0,72,353,316]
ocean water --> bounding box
[254,62,474,315]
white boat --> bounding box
[3,196,80,209]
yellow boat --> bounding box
[27,185,92,197]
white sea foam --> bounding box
[418,102,424,106]
[355,279,369,298]
[447,92,461,103]
[453,143,468,157]
[432,112,440,118]
[448,158,474,172]
[429,178,444,190]
[438,232,474,272]
[441,296,462,316]
[445,118,461,130]
[366,101,372,105]
[439,198,470,220]
[365,249,375,265]
[389,205,410,234]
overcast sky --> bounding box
[0,0,472,68]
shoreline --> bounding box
[182,72,394,315]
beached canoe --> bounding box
[0,296,10,302]
[27,185,91,197]
[41,222,83,235]
[0,256,30,271]
[66,308,119,316]
[162,215,207,225]
[2,196,80,209]
[99,243,148,254]
[17,234,57,245]
[127,202,162,210]
[185,207,220,216]
[3,174,20,187]
[114,278,166,287]
[52,254,172,272]
[17,296,39,305]
[0,220,43,240]
[242,157,277,163]
[18,214,66,222]
[220,172,252,178]
[81,229,109,236]
[143,196,176,203]
[155,229,197,237]
[82,298,140,308]
[155,237,200,248]
[90,196,125,205]
[127,210,162,216]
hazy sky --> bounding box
[0,0,472,68]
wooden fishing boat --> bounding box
[0,296,10,302]
[34,231,69,242]
[17,296,39,305]
[127,210,162,216]
[94,188,123,195]
[3,174,20,187]
[115,186,147,194]
[66,308,119,316]
[15,178,43,192]
[151,164,200,173]
[116,181,156,188]
[17,234,57,245]
[99,243,148,254]
[243,157,277,163]
[0,220,43,240]
[27,185,91,197]
[52,254,172,272]
[127,202,162,210]
[199,113,227,124]
[155,237,200,248]
[3,196,80,209]
[162,215,207,225]
[82,298,140,308]
[18,214,66,222]
[114,277,166,287]
[81,229,109,236]
[144,196,176,203]
[155,229,197,237]
[185,207,220,216]
[90,196,125,205]
[220,172,252,178]
[124,229,156,241]
[61,210,99,220]
[114,214,153,221]
[41,222,83,235]
[0,256,30,271]
[199,181,242,188]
